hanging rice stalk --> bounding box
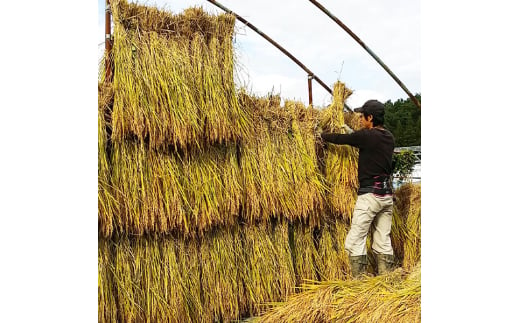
[238,92,326,224]
[110,140,241,236]
[254,263,421,323]
[181,145,242,235]
[98,84,118,237]
[395,183,421,270]
[315,219,350,281]
[110,0,251,150]
[112,237,141,322]
[98,238,118,323]
[240,220,296,316]
[104,235,201,322]
[110,141,183,235]
[319,82,358,221]
[292,221,320,286]
[390,200,408,267]
[199,225,241,322]
[285,100,327,226]
[270,218,297,301]
[176,236,204,322]
[159,236,193,322]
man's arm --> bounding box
[320,130,365,148]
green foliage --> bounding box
[392,150,416,182]
[384,94,421,147]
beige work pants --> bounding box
[345,193,394,256]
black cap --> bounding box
[354,100,385,115]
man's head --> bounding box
[354,99,385,128]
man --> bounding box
[320,99,395,277]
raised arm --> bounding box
[321,130,365,148]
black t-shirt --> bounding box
[321,128,395,188]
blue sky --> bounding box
[98,0,420,108]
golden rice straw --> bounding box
[285,100,327,225]
[395,183,421,270]
[292,221,320,286]
[98,238,117,323]
[110,140,242,236]
[110,0,250,149]
[240,222,280,315]
[316,220,350,281]
[110,141,184,235]
[160,236,193,322]
[271,218,297,301]
[239,92,325,224]
[319,82,358,221]
[106,235,197,322]
[181,145,242,235]
[176,236,204,322]
[390,200,408,267]
[98,84,118,237]
[238,93,283,222]
[254,263,421,323]
[240,220,296,316]
[199,225,241,322]
[112,237,141,322]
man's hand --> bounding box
[340,124,354,134]
[315,125,324,137]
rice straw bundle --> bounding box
[98,84,118,237]
[112,237,141,322]
[292,221,320,286]
[110,0,250,149]
[271,219,297,299]
[316,220,350,281]
[319,82,359,221]
[284,100,327,225]
[110,141,184,235]
[199,225,241,322]
[110,140,241,236]
[106,235,198,322]
[238,93,325,224]
[390,201,408,267]
[254,263,421,323]
[159,236,193,322]
[240,220,296,316]
[394,183,421,270]
[176,236,204,322]
[98,238,117,323]
[238,93,288,222]
[181,145,242,235]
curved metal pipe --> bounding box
[105,0,113,82]
[206,0,353,112]
[309,0,421,109]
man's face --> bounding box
[359,113,373,129]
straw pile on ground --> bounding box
[254,263,421,323]
[98,1,421,321]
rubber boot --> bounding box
[376,254,394,275]
[349,255,367,278]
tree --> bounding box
[384,94,421,147]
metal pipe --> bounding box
[309,0,420,109]
[307,75,313,106]
[105,0,113,82]
[206,0,353,112]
